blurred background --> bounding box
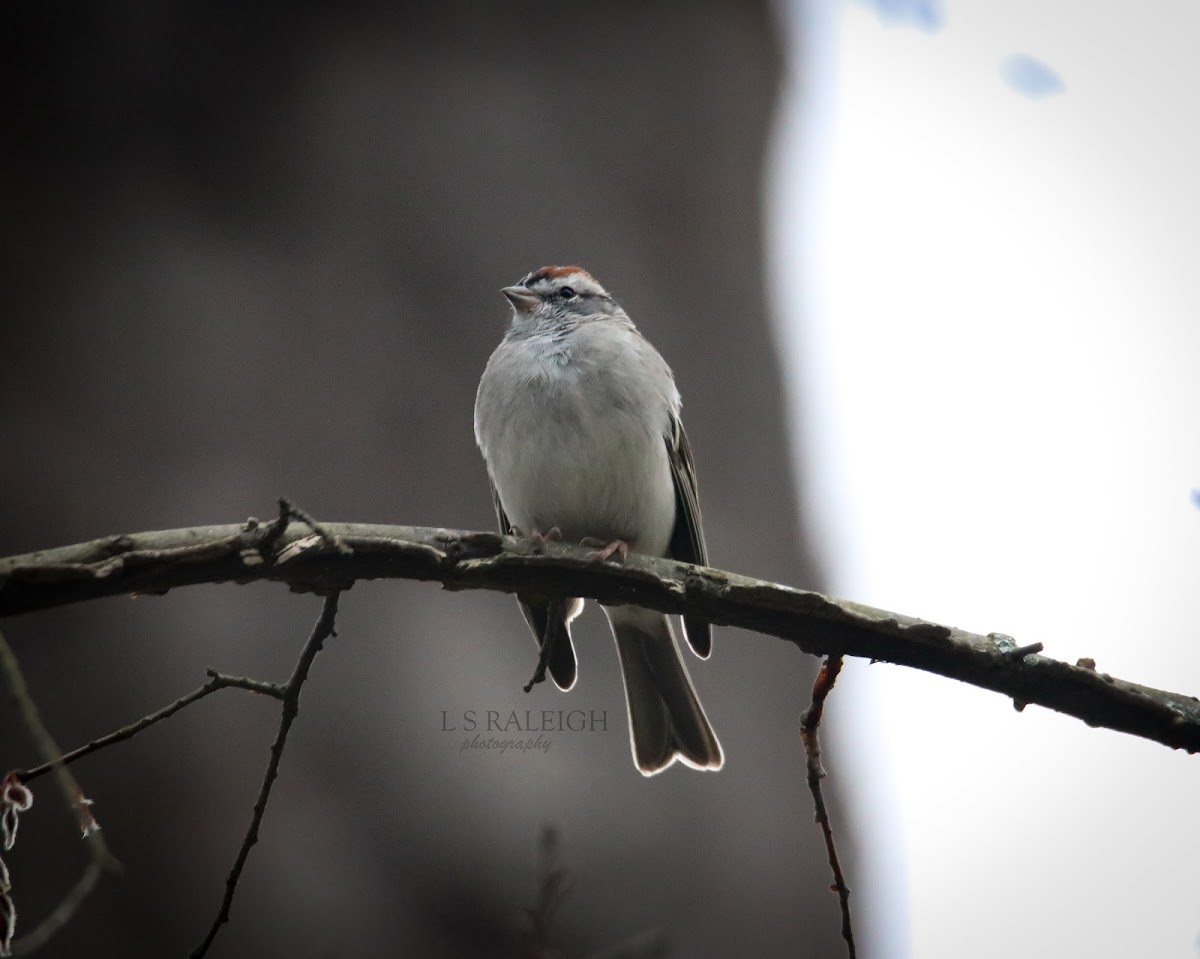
[2,1,1198,957]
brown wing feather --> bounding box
[489,479,577,689]
[666,416,712,658]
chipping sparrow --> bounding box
[474,266,723,775]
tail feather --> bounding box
[608,609,723,775]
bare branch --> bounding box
[520,825,667,959]
[15,671,283,785]
[3,523,1200,754]
[274,497,352,556]
[520,824,572,959]
[0,633,122,870]
[800,656,854,958]
[190,592,341,959]
[0,629,122,956]
[10,861,102,956]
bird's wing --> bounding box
[666,414,712,658]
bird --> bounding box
[474,265,723,775]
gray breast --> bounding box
[477,325,678,554]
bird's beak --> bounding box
[501,285,540,314]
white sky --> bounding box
[769,2,1200,956]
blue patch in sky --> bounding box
[858,0,943,32]
[1001,54,1066,98]
[1191,488,1200,510]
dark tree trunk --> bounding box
[0,3,846,955]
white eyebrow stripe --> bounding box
[520,268,609,298]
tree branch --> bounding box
[10,861,102,956]
[190,592,341,958]
[14,670,284,785]
[0,628,121,957]
[2,522,1198,754]
[800,656,854,958]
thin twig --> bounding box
[799,655,855,959]
[277,498,352,556]
[190,592,341,959]
[10,861,102,956]
[15,670,283,784]
[0,629,121,956]
[0,633,121,870]
[1003,641,1044,660]
[520,824,572,959]
[255,501,293,554]
[204,670,284,697]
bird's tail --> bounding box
[607,607,723,775]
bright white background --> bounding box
[769,1,1200,956]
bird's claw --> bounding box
[529,527,562,553]
[581,537,629,564]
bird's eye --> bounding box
[558,286,577,299]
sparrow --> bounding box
[473,265,723,775]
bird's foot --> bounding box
[581,537,629,564]
[529,527,562,554]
